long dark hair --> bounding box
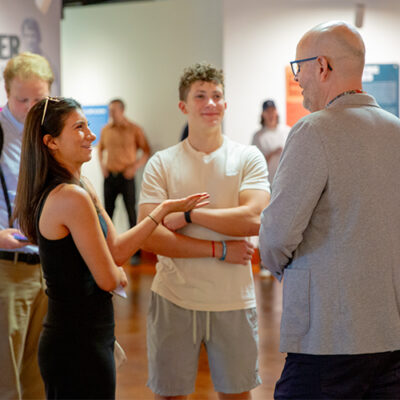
[13,97,82,243]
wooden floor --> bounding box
[114,261,285,400]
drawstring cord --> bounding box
[192,310,211,345]
[193,310,197,345]
[206,311,210,342]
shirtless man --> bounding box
[98,99,150,262]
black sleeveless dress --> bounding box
[37,197,116,399]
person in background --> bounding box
[251,100,289,278]
[259,21,400,399]
[14,96,209,399]
[251,99,289,185]
[98,99,151,265]
[139,62,270,400]
[0,52,53,400]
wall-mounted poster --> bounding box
[0,0,61,106]
[285,65,309,127]
[363,64,399,117]
[82,105,109,146]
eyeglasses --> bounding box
[41,96,61,126]
[290,56,333,76]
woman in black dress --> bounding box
[14,97,208,399]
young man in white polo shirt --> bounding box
[138,62,270,400]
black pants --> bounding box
[275,351,400,399]
[104,173,136,228]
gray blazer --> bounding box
[259,93,400,355]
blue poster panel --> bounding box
[362,64,399,117]
[82,105,108,146]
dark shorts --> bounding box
[275,351,400,399]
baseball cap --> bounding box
[262,100,276,110]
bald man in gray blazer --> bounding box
[259,21,400,399]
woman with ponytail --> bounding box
[14,97,208,399]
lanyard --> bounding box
[0,123,13,228]
[326,89,364,108]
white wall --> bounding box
[61,0,222,232]
[62,0,400,231]
[223,0,400,145]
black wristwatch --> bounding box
[184,210,192,223]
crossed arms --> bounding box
[138,189,270,263]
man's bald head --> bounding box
[298,21,365,78]
[294,21,365,112]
